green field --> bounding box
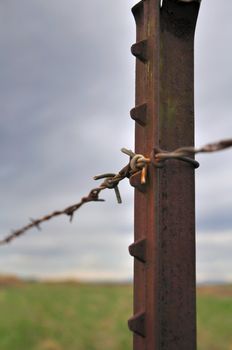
[197,285,232,350]
[0,279,231,350]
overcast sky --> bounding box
[0,0,232,283]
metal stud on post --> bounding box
[129,0,201,349]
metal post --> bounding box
[128,1,201,349]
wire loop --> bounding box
[152,148,200,168]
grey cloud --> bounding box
[197,231,232,283]
[0,0,135,195]
[0,0,135,280]
[195,0,232,125]
[0,227,132,279]
[0,0,232,282]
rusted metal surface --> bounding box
[129,0,201,349]
[130,171,147,193]
[130,103,148,126]
[129,238,147,263]
[130,1,147,348]
[128,311,146,338]
[131,40,149,63]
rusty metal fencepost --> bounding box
[128,0,201,349]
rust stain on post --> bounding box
[129,0,201,349]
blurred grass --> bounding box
[0,280,231,350]
[0,282,133,350]
[197,285,232,350]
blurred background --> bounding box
[0,1,232,349]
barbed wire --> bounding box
[0,150,148,246]
[0,138,232,246]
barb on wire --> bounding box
[1,138,232,246]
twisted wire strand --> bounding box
[0,191,104,246]
[155,139,232,161]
